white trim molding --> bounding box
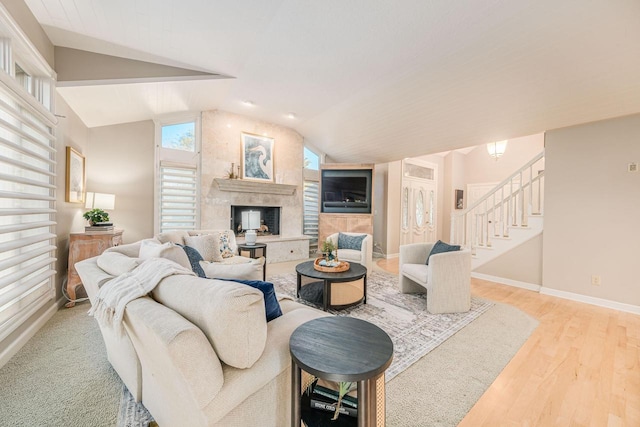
[471,272,541,292]
[540,288,640,315]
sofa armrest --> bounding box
[427,249,471,299]
[124,297,224,422]
[399,242,435,266]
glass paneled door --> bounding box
[400,160,437,245]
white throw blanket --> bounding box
[89,257,194,335]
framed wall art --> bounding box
[455,189,464,210]
[241,132,274,182]
[66,146,85,203]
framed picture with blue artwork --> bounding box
[241,132,274,182]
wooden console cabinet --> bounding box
[66,230,123,308]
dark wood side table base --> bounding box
[290,317,393,427]
[237,242,267,281]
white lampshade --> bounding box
[486,140,508,160]
[85,192,116,210]
[241,210,261,230]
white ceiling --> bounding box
[26,0,640,163]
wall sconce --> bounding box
[85,192,116,210]
[487,140,508,160]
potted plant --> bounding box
[321,240,337,261]
[83,208,110,225]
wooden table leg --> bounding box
[363,275,367,304]
[358,378,369,427]
[296,273,301,298]
[323,279,330,311]
[291,361,301,427]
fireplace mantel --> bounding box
[214,178,297,196]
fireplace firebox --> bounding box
[231,205,281,237]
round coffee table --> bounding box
[295,260,367,311]
[290,317,394,427]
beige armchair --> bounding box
[398,242,471,314]
[326,232,373,271]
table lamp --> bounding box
[242,210,260,245]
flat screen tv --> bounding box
[321,169,372,214]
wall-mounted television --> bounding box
[321,169,372,214]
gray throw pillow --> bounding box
[426,240,460,265]
[337,233,366,250]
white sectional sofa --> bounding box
[75,231,327,427]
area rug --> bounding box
[270,270,493,380]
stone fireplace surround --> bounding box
[200,110,311,263]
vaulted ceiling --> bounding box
[25,0,640,163]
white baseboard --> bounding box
[386,253,399,259]
[0,300,59,369]
[471,272,541,292]
[540,287,640,315]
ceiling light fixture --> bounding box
[486,140,508,160]
[287,112,296,119]
[242,100,255,107]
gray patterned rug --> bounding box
[119,271,492,425]
[271,270,493,380]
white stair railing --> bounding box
[450,151,545,253]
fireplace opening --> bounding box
[231,206,281,237]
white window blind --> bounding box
[303,180,319,255]
[159,162,198,233]
[0,81,56,342]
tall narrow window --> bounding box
[155,117,200,233]
[303,146,321,255]
[0,78,56,342]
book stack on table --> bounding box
[309,383,358,418]
[85,222,114,234]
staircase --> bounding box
[450,151,545,270]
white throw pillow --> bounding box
[184,234,223,262]
[199,257,264,281]
[156,230,189,245]
[97,252,139,276]
[139,239,191,270]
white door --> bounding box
[401,160,438,245]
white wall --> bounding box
[373,163,388,255]
[86,121,155,243]
[475,234,543,284]
[55,96,90,300]
[543,114,640,306]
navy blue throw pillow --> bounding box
[177,244,206,278]
[426,240,461,265]
[337,233,366,250]
[219,279,283,322]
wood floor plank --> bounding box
[375,258,640,426]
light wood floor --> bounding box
[376,258,640,426]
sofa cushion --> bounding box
[219,279,282,322]
[139,239,192,270]
[178,244,206,278]
[338,233,366,250]
[200,257,264,281]
[156,230,189,245]
[402,263,429,285]
[97,252,139,276]
[152,275,267,369]
[184,234,223,262]
[426,240,460,265]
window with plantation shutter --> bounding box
[0,75,56,342]
[303,181,319,255]
[158,162,198,232]
[155,116,201,234]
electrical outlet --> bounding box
[591,275,601,286]
[629,163,638,173]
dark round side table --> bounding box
[295,260,367,311]
[237,242,267,280]
[290,316,393,427]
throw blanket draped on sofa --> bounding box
[89,258,194,335]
